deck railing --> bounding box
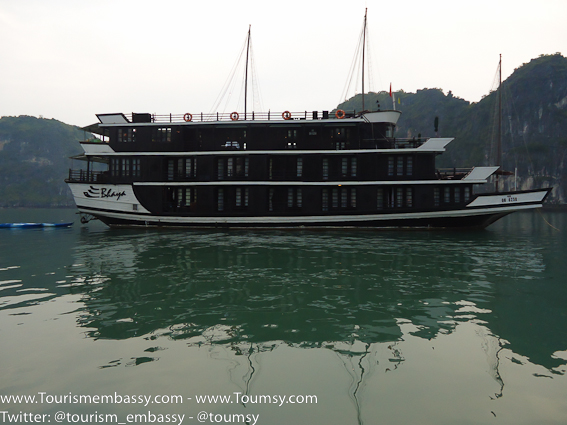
[128,110,362,124]
[67,169,108,183]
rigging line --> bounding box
[209,34,250,115]
[340,21,366,103]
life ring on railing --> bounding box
[335,109,346,119]
[230,112,239,121]
[183,113,192,122]
[282,111,292,120]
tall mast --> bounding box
[244,25,251,120]
[496,54,502,192]
[361,8,367,111]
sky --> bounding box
[1,0,566,127]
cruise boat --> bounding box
[66,109,551,229]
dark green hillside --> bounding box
[0,116,84,207]
[337,54,567,202]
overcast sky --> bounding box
[1,0,566,127]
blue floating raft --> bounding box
[0,222,74,229]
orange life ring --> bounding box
[230,112,239,121]
[183,113,192,122]
[282,111,292,120]
[335,109,346,119]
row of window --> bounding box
[117,128,172,143]
[164,186,472,213]
[434,186,471,206]
[110,158,140,178]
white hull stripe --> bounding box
[76,204,542,225]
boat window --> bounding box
[132,158,140,178]
[396,188,403,208]
[217,189,224,211]
[464,187,471,202]
[350,188,357,208]
[297,158,303,177]
[332,188,339,208]
[117,128,136,143]
[388,157,394,176]
[218,158,225,180]
[153,127,172,143]
[235,187,249,208]
[322,158,329,180]
[444,187,451,203]
[227,158,234,177]
[377,188,384,210]
[454,187,460,203]
[406,188,413,208]
[406,157,413,176]
[268,188,274,212]
[397,157,404,176]
[287,188,302,209]
[322,189,329,211]
[434,187,440,206]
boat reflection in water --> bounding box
[64,223,566,421]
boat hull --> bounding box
[68,182,551,229]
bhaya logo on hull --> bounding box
[84,186,127,201]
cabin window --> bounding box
[217,158,225,180]
[377,188,384,210]
[122,159,130,177]
[388,157,394,176]
[341,157,357,177]
[227,158,234,177]
[322,158,329,180]
[322,189,329,211]
[176,187,197,208]
[235,187,249,208]
[269,158,273,180]
[132,158,140,178]
[117,128,135,143]
[396,188,403,208]
[406,188,413,208]
[454,187,460,203]
[434,187,440,207]
[185,157,197,178]
[444,187,451,203]
[287,188,302,209]
[268,188,275,212]
[153,127,172,143]
[168,157,197,180]
[350,188,357,208]
[287,130,298,139]
[406,157,413,176]
[332,188,339,208]
[217,188,224,211]
[397,157,404,176]
[297,157,303,177]
[235,157,249,177]
[464,187,471,202]
[341,188,347,208]
[385,125,393,138]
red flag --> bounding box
[389,83,392,97]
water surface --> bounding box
[1,209,566,424]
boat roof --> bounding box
[83,110,402,135]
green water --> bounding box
[1,209,566,425]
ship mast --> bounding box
[244,25,251,120]
[361,8,367,111]
[496,54,502,193]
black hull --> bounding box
[90,210,512,230]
